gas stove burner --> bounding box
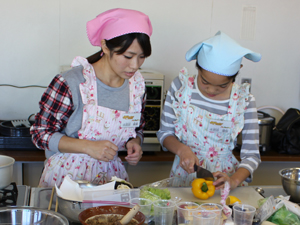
[0,182,18,207]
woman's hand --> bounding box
[177,145,199,174]
[85,140,118,162]
[58,136,118,162]
[125,138,143,165]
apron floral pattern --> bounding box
[170,67,250,186]
[39,56,145,187]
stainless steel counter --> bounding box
[16,185,31,206]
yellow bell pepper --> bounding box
[191,178,215,200]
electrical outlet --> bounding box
[241,78,252,85]
[241,78,252,92]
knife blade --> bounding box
[194,164,214,181]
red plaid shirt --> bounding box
[30,75,146,150]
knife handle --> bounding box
[194,164,198,172]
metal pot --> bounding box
[57,196,92,223]
[237,111,275,153]
[257,111,275,152]
[56,181,97,223]
[0,206,69,225]
[0,155,15,189]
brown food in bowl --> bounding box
[78,205,145,225]
[85,214,138,225]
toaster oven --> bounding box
[139,69,164,152]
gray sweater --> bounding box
[35,65,144,159]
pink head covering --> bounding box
[86,8,153,47]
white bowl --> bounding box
[0,155,15,189]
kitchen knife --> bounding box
[194,164,214,181]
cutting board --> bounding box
[168,186,263,208]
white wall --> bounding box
[1,0,299,120]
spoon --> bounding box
[118,204,141,225]
[255,187,265,197]
[75,180,98,189]
[75,172,108,188]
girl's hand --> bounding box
[125,138,143,165]
[212,168,250,190]
[212,171,235,190]
[86,140,118,162]
[177,146,199,174]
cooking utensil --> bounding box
[74,172,107,188]
[194,164,214,181]
[56,176,111,223]
[257,111,275,153]
[255,187,265,198]
[237,111,275,153]
[56,196,87,223]
[75,179,98,188]
[48,187,55,210]
[279,167,300,202]
[91,171,107,185]
[78,205,146,225]
[48,187,59,212]
[0,155,15,189]
[0,206,69,225]
[11,119,31,128]
[57,197,131,223]
[118,204,140,225]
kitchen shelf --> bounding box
[1,148,300,162]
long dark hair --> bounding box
[196,62,239,82]
[87,33,151,64]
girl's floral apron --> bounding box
[39,56,145,187]
[171,68,250,186]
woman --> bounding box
[30,8,152,187]
[157,31,261,190]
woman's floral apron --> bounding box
[170,68,250,186]
[39,56,145,187]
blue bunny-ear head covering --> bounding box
[185,31,262,76]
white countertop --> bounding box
[251,185,286,198]
[168,186,264,208]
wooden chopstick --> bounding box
[55,196,59,212]
[48,187,55,210]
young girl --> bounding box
[157,31,261,190]
[30,8,153,187]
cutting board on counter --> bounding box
[169,186,263,208]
